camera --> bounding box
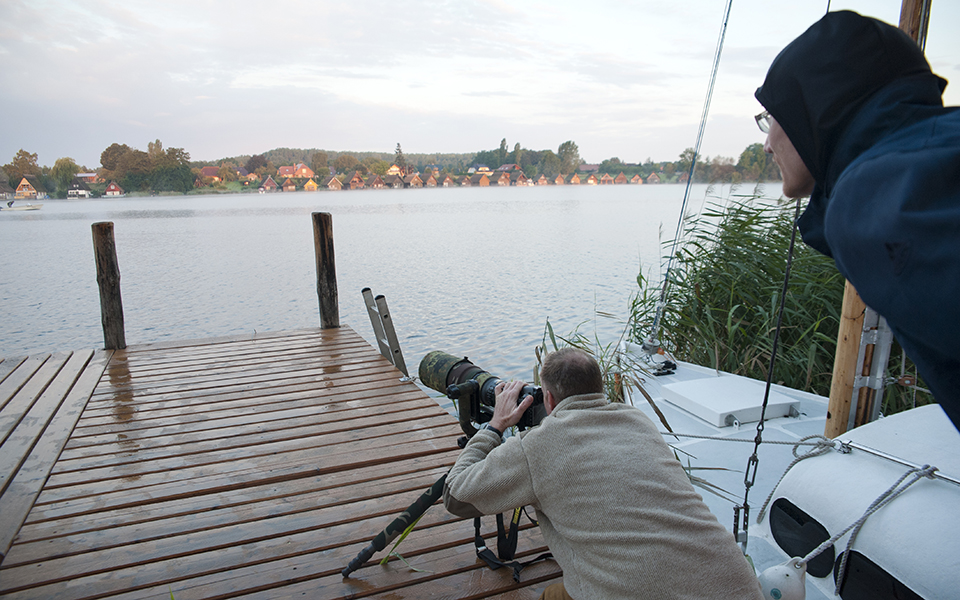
[419,351,547,438]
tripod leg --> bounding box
[341,474,447,578]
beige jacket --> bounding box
[443,393,762,600]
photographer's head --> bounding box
[540,348,603,412]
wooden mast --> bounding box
[824,0,931,438]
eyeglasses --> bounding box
[755,110,773,134]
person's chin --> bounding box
[782,179,813,199]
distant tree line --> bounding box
[2,138,782,198]
[469,138,780,184]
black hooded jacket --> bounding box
[756,11,960,430]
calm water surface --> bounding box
[1,184,734,380]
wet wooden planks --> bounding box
[0,327,560,598]
[0,349,112,563]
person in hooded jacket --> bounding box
[755,10,960,431]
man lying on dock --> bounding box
[443,348,761,600]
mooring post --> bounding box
[92,221,126,349]
[312,212,340,329]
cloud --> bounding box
[2,0,958,168]
[462,91,522,98]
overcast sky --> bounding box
[2,0,957,168]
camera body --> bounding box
[419,351,547,438]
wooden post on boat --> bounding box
[825,0,929,438]
[312,212,340,329]
[825,281,865,438]
[92,221,126,350]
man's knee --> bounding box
[537,581,573,600]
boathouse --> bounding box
[67,178,92,198]
[343,171,365,190]
[469,173,490,186]
[104,181,124,196]
[303,178,319,192]
[488,172,511,186]
[615,172,628,184]
[383,174,404,189]
[14,176,45,199]
[259,175,278,192]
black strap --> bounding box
[496,508,521,558]
[474,514,553,583]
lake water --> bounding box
[1,183,738,381]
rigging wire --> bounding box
[733,196,804,551]
[646,0,734,348]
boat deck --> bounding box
[0,327,559,599]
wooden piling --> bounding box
[92,222,126,349]
[312,212,340,329]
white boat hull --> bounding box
[621,348,958,600]
[1,203,42,211]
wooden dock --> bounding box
[0,326,560,599]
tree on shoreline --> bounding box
[310,152,328,176]
[558,140,580,175]
[245,154,267,174]
[3,149,42,184]
[51,157,81,195]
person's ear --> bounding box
[544,389,557,414]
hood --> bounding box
[754,10,945,192]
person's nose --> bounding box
[763,135,773,155]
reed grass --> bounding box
[628,187,929,414]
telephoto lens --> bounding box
[419,351,546,437]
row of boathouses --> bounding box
[258,168,661,193]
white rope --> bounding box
[793,464,937,595]
[755,435,835,523]
[659,431,834,448]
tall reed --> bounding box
[628,188,928,414]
